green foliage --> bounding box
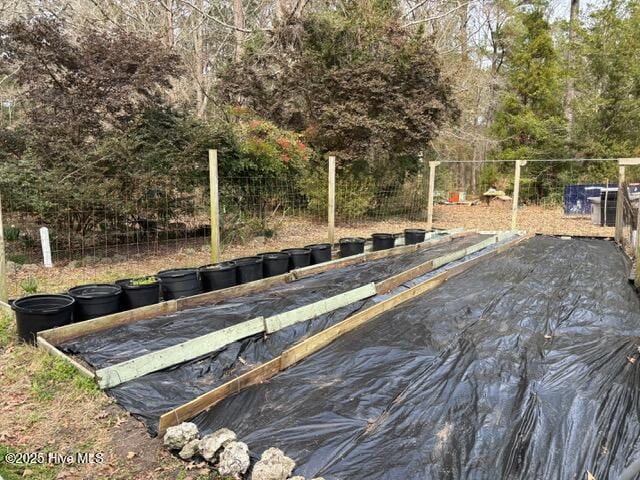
[30,355,98,401]
[130,276,157,286]
[492,6,568,161]
[300,166,374,219]
[3,225,20,241]
[0,314,13,349]
[19,277,38,294]
[7,254,26,265]
[573,0,640,156]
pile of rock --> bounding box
[163,422,324,480]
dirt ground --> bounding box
[0,203,614,479]
[0,316,225,480]
[5,204,612,299]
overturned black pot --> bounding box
[259,252,290,278]
[11,294,75,344]
[157,268,202,300]
[304,243,332,264]
[199,262,238,292]
[404,228,426,245]
[68,284,122,321]
[281,248,312,269]
[372,233,395,251]
[234,256,264,284]
[115,277,160,310]
[339,237,366,257]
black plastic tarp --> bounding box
[191,236,640,480]
[61,233,491,433]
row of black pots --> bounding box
[12,228,427,344]
[338,228,426,256]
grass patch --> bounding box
[30,354,98,401]
[0,444,61,480]
[0,314,14,348]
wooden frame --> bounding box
[157,232,529,434]
[38,229,466,346]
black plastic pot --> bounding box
[11,294,75,344]
[199,262,238,292]
[339,237,366,257]
[305,243,332,264]
[68,284,122,321]
[281,248,312,269]
[259,252,290,278]
[372,233,395,251]
[234,257,264,284]
[157,268,202,300]
[404,228,427,245]
[115,278,160,310]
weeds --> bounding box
[30,355,98,401]
[0,314,14,349]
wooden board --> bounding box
[264,283,377,334]
[39,300,178,345]
[157,233,528,434]
[158,356,282,434]
[95,317,266,389]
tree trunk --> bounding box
[233,0,246,61]
[164,0,174,47]
[565,0,580,134]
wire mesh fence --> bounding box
[0,158,632,269]
[432,159,620,235]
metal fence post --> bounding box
[209,149,220,263]
[511,160,525,231]
[615,162,625,243]
[0,190,6,303]
[328,156,336,244]
[427,161,440,230]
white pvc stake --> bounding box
[40,227,53,268]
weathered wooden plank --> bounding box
[157,356,282,435]
[264,283,376,334]
[157,233,527,433]
[37,336,95,378]
[39,300,179,345]
[95,317,266,389]
[375,260,435,294]
[432,249,467,269]
[465,235,498,256]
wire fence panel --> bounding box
[432,159,620,235]
[0,158,630,269]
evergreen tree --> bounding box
[492,4,568,160]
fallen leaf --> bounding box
[627,356,636,364]
[126,451,136,460]
[22,469,33,477]
[544,334,553,339]
[587,471,596,480]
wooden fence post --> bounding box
[635,206,640,289]
[328,156,336,244]
[615,162,625,243]
[209,149,220,263]
[427,161,440,230]
[0,190,6,303]
[511,160,525,231]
